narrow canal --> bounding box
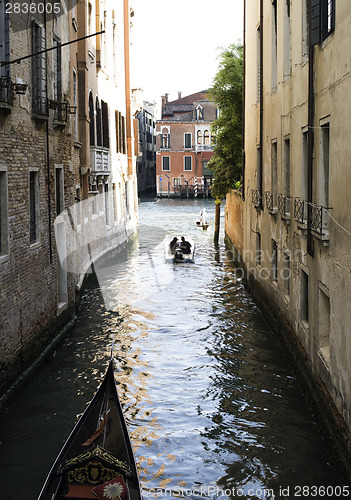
[0,199,343,499]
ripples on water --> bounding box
[0,199,341,499]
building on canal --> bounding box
[0,0,138,396]
[156,91,216,198]
[225,0,351,468]
[132,89,157,196]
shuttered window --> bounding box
[32,21,47,115]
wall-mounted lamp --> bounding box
[13,78,28,95]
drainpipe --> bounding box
[259,0,264,210]
[124,0,133,178]
[307,0,314,257]
[242,0,246,200]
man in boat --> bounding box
[180,236,191,254]
[169,237,178,253]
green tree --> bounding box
[209,43,243,199]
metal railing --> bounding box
[265,191,275,211]
[310,203,329,235]
[32,95,49,116]
[294,197,306,224]
[278,194,291,217]
[251,188,261,207]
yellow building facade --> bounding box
[226,0,351,466]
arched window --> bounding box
[96,97,102,146]
[197,130,202,145]
[161,127,170,149]
[102,100,109,148]
[89,91,95,146]
[196,105,203,120]
[204,130,210,146]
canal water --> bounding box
[0,198,343,499]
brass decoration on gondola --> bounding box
[62,445,132,476]
[67,460,117,485]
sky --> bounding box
[130,0,244,114]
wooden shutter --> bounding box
[311,0,321,45]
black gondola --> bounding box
[37,360,141,500]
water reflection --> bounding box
[0,198,340,500]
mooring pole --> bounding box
[214,199,221,245]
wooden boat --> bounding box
[37,360,141,500]
[165,237,195,263]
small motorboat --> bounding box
[165,237,195,263]
[37,360,141,500]
[195,209,210,230]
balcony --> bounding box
[265,191,277,214]
[294,198,307,225]
[310,203,329,238]
[195,144,214,153]
[278,194,291,219]
[90,146,110,176]
[0,76,13,109]
[32,95,49,118]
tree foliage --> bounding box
[209,43,243,199]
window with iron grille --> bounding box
[32,21,47,116]
[0,170,9,256]
[184,156,192,171]
[55,167,64,215]
[301,269,309,323]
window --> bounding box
[283,0,291,79]
[271,0,277,89]
[184,156,192,171]
[283,251,290,297]
[104,184,109,225]
[55,166,64,215]
[0,0,11,104]
[162,156,170,171]
[256,232,261,266]
[161,128,170,149]
[271,141,278,207]
[89,92,95,146]
[125,182,129,216]
[173,178,181,187]
[318,285,330,364]
[319,121,330,208]
[32,21,47,115]
[284,137,290,199]
[53,37,62,103]
[302,0,308,61]
[102,100,109,149]
[302,130,308,202]
[197,130,202,145]
[29,171,39,243]
[204,130,210,146]
[257,25,261,101]
[96,97,102,146]
[195,105,203,120]
[76,187,81,226]
[272,240,278,282]
[311,0,335,45]
[301,269,309,324]
[184,133,192,149]
[0,170,9,256]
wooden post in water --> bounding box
[214,199,221,245]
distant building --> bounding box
[133,95,156,196]
[156,91,217,198]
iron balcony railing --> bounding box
[265,191,277,212]
[251,188,261,207]
[32,95,49,116]
[278,194,291,217]
[0,76,13,105]
[310,203,329,235]
[294,197,306,224]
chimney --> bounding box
[178,91,182,100]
